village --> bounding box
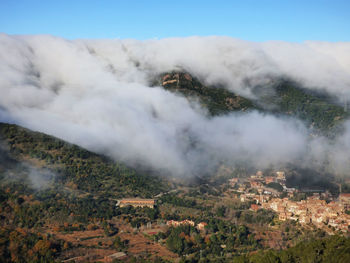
[229,171,350,233]
[116,170,350,235]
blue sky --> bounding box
[0,0,349,42]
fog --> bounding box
[1,34,350,177]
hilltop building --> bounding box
[276,171,286,181]
[339,193,350,209]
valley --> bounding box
[1,72,350,262]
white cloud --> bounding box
[0,34,349,177]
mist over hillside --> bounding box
[1,34,350,177]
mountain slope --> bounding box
[273,81,348,133]
[0,122,170,198]
[235,235,350,263]
[154,72,256,115]
[0,123,176,262]
[155,72,349,133]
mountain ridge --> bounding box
[0,122,170,198]
[154,71,349,134]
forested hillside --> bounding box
[0,122,174,262]
[0,122,169,198]
[154,72,256,116]
[274,81,348,133]
[234,235,350,263]
[0,74,349,262]
[1,119,350,262]
[155,72,349,134]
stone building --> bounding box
[117,198,156,208]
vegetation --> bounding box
[0,227,60,263]
[1,76,350,262]
[341,183,350,193]
[163,219,260,259]
[286,167,339,194]
[274,81,348,133]
[238,209,276,225]
[0,122,172,262]
[235,235,350,263]
[156,72,255,116]
[156,72,349,134]
[267,182,284,192]
[160,194,202,210]
[0,122,169,198]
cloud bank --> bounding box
[1,34,350,177]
